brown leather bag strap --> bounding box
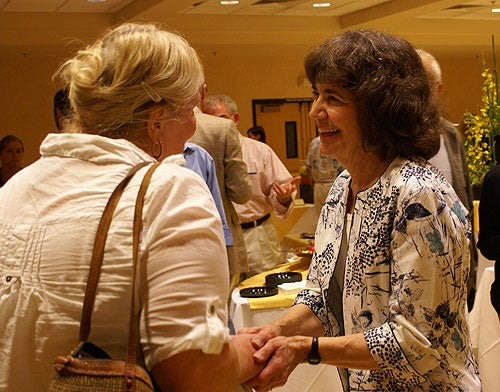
[126,162,161,365]
[79,161,151,342]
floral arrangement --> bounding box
[463,35,500,186]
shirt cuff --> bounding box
[144,299,230,369]
[364,315,440,384]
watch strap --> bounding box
[307,336,321,365]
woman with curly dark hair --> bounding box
[240,29,481,391]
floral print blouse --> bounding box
[294,157,481,391]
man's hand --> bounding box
[273,176,301,205]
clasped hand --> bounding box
[238,324,306,391]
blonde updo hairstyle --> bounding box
[54,22,204,146]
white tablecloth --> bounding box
[230,289,343,392]
[468,266,500,392]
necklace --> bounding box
[347,156,393,212]
[362,157,391,190]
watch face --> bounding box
[307,354,321,365]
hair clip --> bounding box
[141,81,162,103]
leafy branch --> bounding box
[463,35,500,186]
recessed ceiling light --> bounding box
[312,2,331,7]
[220,0,240,5]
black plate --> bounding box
[265,271,303,288]
[239,286,278,298]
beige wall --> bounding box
[436,50,490,125]
[197,44,313,134]
[1,47,66,165]
[0,42,490,167]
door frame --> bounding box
[251,98,316,174]
[251,98,313,126]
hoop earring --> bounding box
[151,141,162,159]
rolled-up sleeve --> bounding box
[138,165,231,369]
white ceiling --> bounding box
[179,0,391,17]
[1,0,500,52]
[0,0,134,13]
[1,0,499,19]
[178,0,500,19]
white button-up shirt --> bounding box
[0,133,230,391]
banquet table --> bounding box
[271,201,318,257]
[281,232,314,251]
[230,258,343,392]
[271,202,317,241]
[468,266,500,392]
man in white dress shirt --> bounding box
[203,95,300,277]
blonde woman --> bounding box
[0,22,262,391]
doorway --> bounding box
[252,98,316,175]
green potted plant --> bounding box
[463,35,500,194]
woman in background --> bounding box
[0,134,24,187]
[0,22,262,391]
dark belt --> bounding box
[240,213,271,230]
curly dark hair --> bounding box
[304,29,441,160]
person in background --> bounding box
[0,22,263,391]
[189,90,253,287]
[477,163,500,321]
[204,95,301,277]
[0,134,24,187]
[418,48,478,309]
[183,141,233,249]
[53,87,73,131]
[305,135,343,216]
[183,140,241,335]
[247,125,266,143]
[239,30,480,391]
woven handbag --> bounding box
[48,162,161,392]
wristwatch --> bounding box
[307,336,321,365]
